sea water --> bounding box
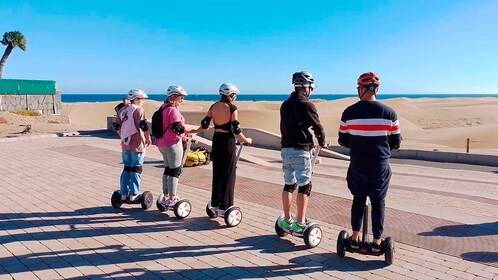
[62,93,498,103]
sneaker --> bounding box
[121,195,128,201]
[370,241,383,253]
[280,218,293,231]
[129,194,140,201]
[159,197,169,207]
[349,238,360,250]
[291,221,306,234]
[168,197,179,207]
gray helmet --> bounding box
[292,71,315,87]
[219,83,240,96]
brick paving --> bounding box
[0,133,497,279]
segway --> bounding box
[111,190,153,210]
[156,136,195,219]
[336,202,395,265]
[274,146,323,248]
[205,142,245,227]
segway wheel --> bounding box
[141,191,153,210]
[156,194,166,212]
[274,219,288,237]
[384,236,395,265]
[337,230,349,258]
[206,202,217,218]
[303,224,322,248]
[111,191,122,209]
[174,199,192,219]
[224,207,242,227]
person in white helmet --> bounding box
[200,83,252,214]
[114,89,152,201]
[155,85,201,207]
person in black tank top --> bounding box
[200,83,252,213]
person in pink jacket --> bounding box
[115,89,151,201]
[155,85,201,207]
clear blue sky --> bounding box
[1,0,497,94]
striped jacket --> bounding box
[338,101,401,165]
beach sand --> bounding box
[1,97,497,155]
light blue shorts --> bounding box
[281,148,312,186]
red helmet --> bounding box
[357,72,381,87]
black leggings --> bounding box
[211,132,237,210]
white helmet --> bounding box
[127,89,148,100]
[167,85,188,97]
[219,83,239,96]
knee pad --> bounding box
[163,167,172,176]
[283,183,297,193]
[370,199,385,213]
[171,166,183,178]
[129,166,143,174]
[352,196,367,210]
[298,182,312,196]
[123,166,133,172]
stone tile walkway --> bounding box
[0,134,497,279]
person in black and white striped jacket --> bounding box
[338,72,401,253]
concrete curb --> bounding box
[106,117,498,167]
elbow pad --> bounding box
[201,117,211,129]
[112,122,121,131]
[171,122,185,134]
[231,120,242,135]
[139,120,149,132]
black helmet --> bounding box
[292,71,315,85]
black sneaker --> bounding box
[349,238,360,250]
[370,241,383,253]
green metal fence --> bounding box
[0,79,56,95]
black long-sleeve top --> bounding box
[280,91,325,151]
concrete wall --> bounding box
[0,91,61,115]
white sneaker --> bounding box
[121,195,128,201]
[129,194,140,201]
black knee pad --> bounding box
[123,166,133,172]
[163,167,172,176]
[352,196,367,210]
[171,166,183,178]
[283,183,297,193]
[370,199,385,213]
[129,166,143,174]
[298,182,312,196]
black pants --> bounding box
[347,163,391,239]
[211,132,237,210]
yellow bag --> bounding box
[184,152,200,167]
[194,150,207,165]
[183,146,211,167]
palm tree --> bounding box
[0,31,27,78]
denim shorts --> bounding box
[281,148,312,186]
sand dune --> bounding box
[56,96,498,154]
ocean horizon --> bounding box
[61,93,498,103]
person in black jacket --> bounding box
[338,72,401,252]
[279,71,327,234]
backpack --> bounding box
[183,147,211,167]
[151,105,170,138]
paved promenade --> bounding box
[0,133,497,279]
